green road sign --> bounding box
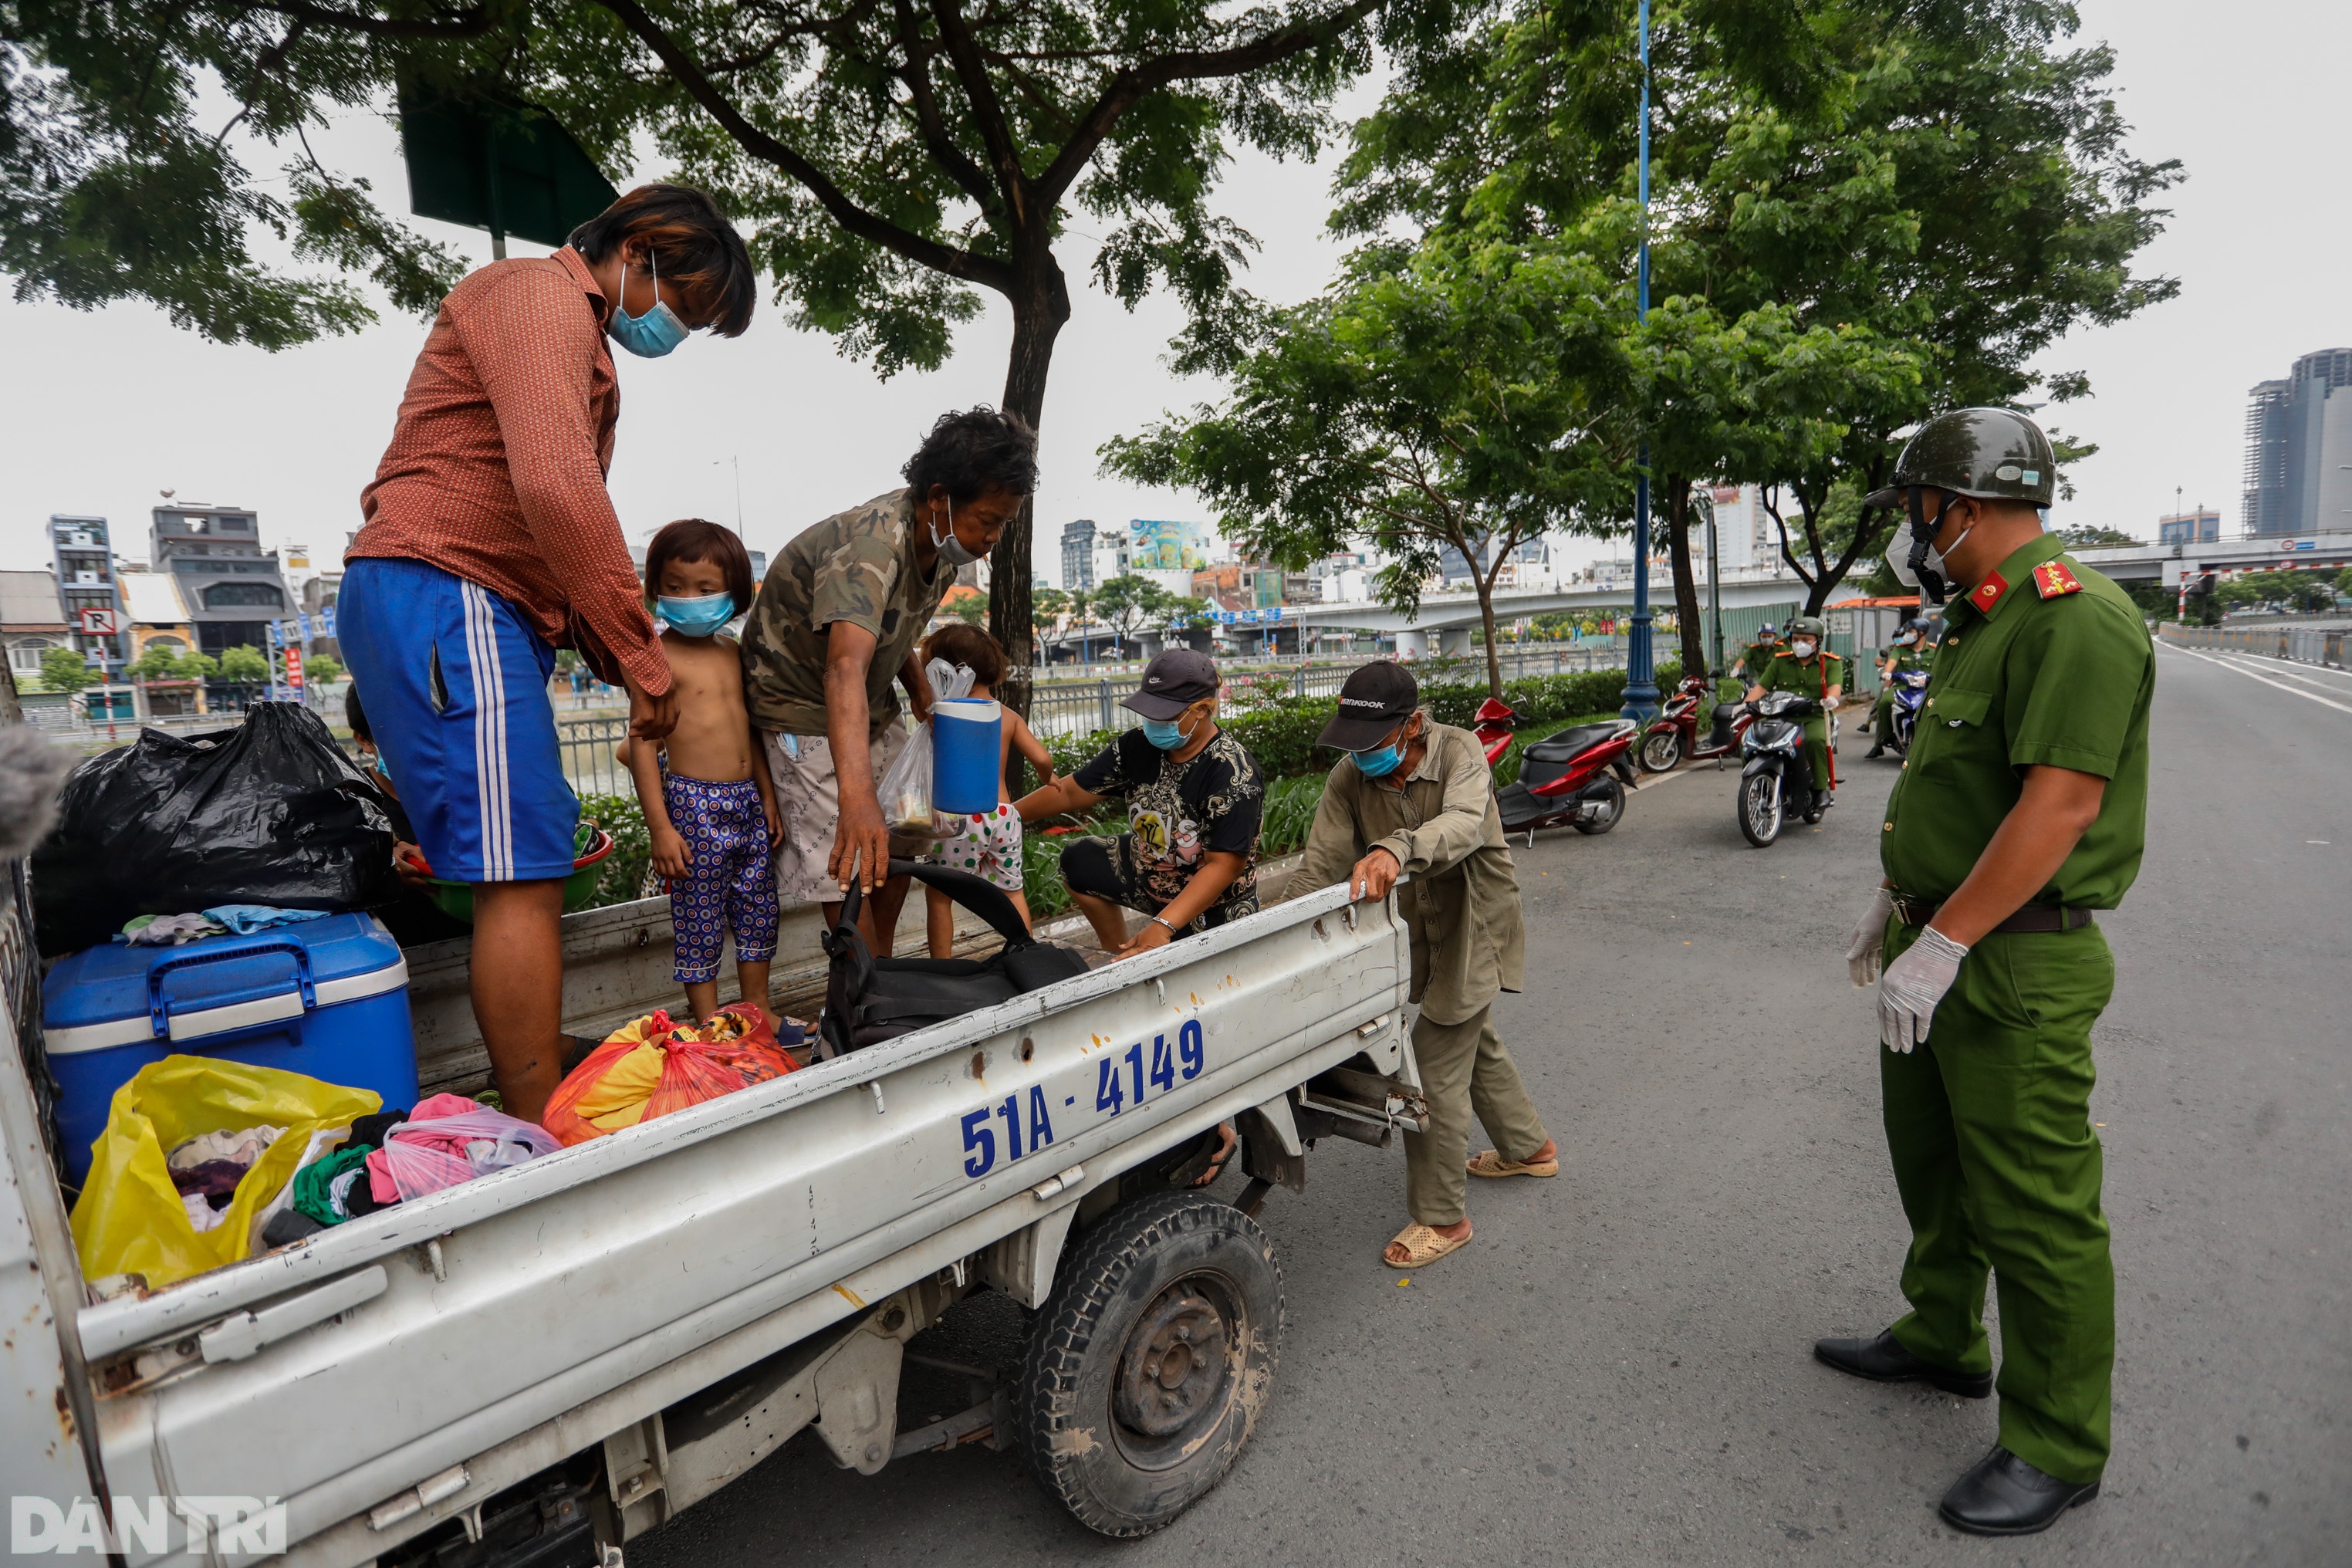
[398,85,619,255]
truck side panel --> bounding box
[88,887,1405,1567]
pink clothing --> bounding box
[367,1093,557,1203]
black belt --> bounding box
[1891,897,2096,934]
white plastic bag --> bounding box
[880,660,975,839]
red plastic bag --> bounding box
[542,1005,799,1147]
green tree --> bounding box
[304,653,346,684]
[1337,0,2179,617]
[947,594,990,627]
[1155,594,1213,634]
[38,646,94,693]
[217,644,272,683]
[5,0,1461,677]
[2057,524,2144,548]
[1090,574,1168,651]
[1105,235,1629,698]
[130,645,220,681]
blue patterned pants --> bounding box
[664,775,781,984]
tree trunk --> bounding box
[1661,475,1707,681]
[988,257,1072,732]
[1475,573,1505,700]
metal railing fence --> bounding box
[1022,644,1639,738]
[2159,623,2348,670]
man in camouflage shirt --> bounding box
[740,409,1035,943]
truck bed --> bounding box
[70,881,1408,1566]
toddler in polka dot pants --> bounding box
[623,520,786,1026]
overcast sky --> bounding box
[3,0,2344,584]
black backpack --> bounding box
[818,857,1092,1057]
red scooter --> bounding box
[1636,674,1753,773]
[1473,698,1639,840]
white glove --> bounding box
[1846,886,1897,988]
[1878,926,1969,1053]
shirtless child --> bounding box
[622,519,784,1026]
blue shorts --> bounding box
[339,557,579,883]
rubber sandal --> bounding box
[1384,1223,1472,1268]
[1467,1148,1560,1179]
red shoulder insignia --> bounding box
[2033,559,2084,599]
[1968,569,2009,612]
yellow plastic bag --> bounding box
[69,1056,380,1289]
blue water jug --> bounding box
[931,698,1002,814]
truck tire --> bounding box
[1013,1191,1284,1536]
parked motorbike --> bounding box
[1475,698,1640,841]
[1637,674,1754,772]
[1735,692,1827,847]
[1879,668,1930,758]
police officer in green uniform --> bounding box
[1732,622,1781,683]
[1865,619,1935,758]
[1816,407,2153,1536]
[1745,615,1844,807]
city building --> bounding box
[1060,519,1102,590]
[49,515,130,672]
[2,570,69,685]
[2157,507,2221,546]
[117,570,195,659]
[2242,348,2352,536]
[149,503,294,656]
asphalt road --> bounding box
[636,640,2348,1567]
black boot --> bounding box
[1867,741,1884,758]
[1812,1329,1992,1397]
[1938,1447,2100,1536]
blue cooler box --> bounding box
[42,914,419,1184]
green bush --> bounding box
[1258,772,1328,856]
[578,792,652,909]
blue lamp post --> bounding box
[1618,0,1661,723]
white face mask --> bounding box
[1791,639,1818,659]
[930,498,982,569]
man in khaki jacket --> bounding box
[1296,662,1556,1269]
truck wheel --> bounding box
[1637,728,1682,772]
[1014,1191,1284,1536]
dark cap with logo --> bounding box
[1122,648,1222,720]
[1317,661,1420,750]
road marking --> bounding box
[2206,649,2352,693]
[2162,643,2352,715]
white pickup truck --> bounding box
[0,870,1421,1566]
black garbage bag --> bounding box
[31,703,401,955]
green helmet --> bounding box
[1788,615,1827,639]
[1865,407,2056,509]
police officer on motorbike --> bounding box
[1733,622,1782,684]
[1866,619,1935,759]
[1745,615,1843,808]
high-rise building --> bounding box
[2157,508,2220,546]
[1059,519,1102,590]
[49,515,129,672]
[150,504,293,656]
[2242,349,2352,536]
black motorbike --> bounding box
[1735,692,1826,847]
[1881,667,1930,758]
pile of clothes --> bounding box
[262,1094,563,1245]
[167,1125,284,1232]
[120,905,329,947]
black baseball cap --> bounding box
[1318,661,1419,750]
[1123,648,1221,720]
